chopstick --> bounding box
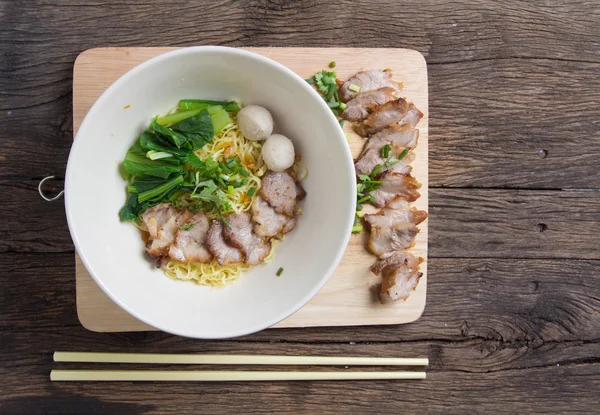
[54,352,429,367]
[50,370,426,382]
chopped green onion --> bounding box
[339,102,347,111]
[349,84,361,93]
[329,61,336,68]
[305,77,315,84]
[356,204,363,211]
[339,119,345,128]
[357,195,371,204]
[398,148,409,160]
[239,168,250,177]
[346,133,352,141]
[369,195,376,203]
[146,150,173,160]
[370,164,382,178]
[352,225,363,233]
[227,185,234,195]
[241,179,248,186]
[356,210,364,218]
[179,223,195,231]
[327,101,340,109]
[381,144,391,159]
[276,267,284,277]
[247,187,257,197]
[385,159,399,168]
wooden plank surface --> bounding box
[72,47,429,331]
[2,0,600,413]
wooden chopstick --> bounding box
[50,370,426,382]
[54,352,429,367]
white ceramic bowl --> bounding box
[65,47,356,338]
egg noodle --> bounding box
[162,119,272,287]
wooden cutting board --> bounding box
[73,47,428,332]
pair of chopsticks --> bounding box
[51,352,428,382]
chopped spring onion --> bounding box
[227,185,234,195]
[352,225,363,233]
[305,77,315,84]
[398,148,409,160]
[276,267,284,277]
[239,168,250,177]
[339,119,345,128]
[146,151,173,160]
[339,102,347,111]
[247,187,257,197]
[327,101,340,109]
[346,133,352,141]
[329,61,336,68]
[356,210,364,218]
[348,84,361,93]
[381,144,391,159]
[356,204,363,211]
[385,159,399,168]
[357,195,371,204]
[179,223,195,231]
[370,164,383,178]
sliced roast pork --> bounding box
[260,170,299,217]
[142,203,192,260]
[369,172,421,208]
[168,212,212,264]
[252,196,297,237]
[206,220,243,266]
[339,69,401,102]
[371,251,423,303]
[341,87,398,122]
[223,212,272,265]
[355,99,423,137]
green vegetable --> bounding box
[180,223,195,231]
[397,148,409,160]
[381,144,391,159]
[327,101,340,109]
[247,187,257,197]
[227,185,234,195]
[370,164,382,178]
[339,102,347,111]
[211,108,232,134]
[151,111,214,151]
[146,150,173,160]
[137,174,184,203]
[357,195,371,204]
[305,77,315,84]
[179,99,240,112]
[123,141,181,179]
[339,119,345,128]
[352,225,363,233]
[156,109,204,126]
[348,84,361,93]
[329,61,336,68]
[276,267,284,277]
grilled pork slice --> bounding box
[371,251,423,303]
[342,87,398,122]
[369,172,421,208]
[252,196,297,237]
[168,212,212,264]
[223,212,272,265]
[340,69,401,102]
[206,220,243,266]
[260,170,299,217]
[365,198,428,259]
[355,99,423,137]
[355,124,419,175]
[142,203,192,260]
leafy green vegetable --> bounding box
[123,141,181,179]
[179,99,240,112]
[156,109,204,126]
[210,108,232,134]
[180,223,195,231]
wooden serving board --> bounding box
[73,47,428,332]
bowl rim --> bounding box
[65,46,356,338]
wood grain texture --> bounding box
[2,0,600,413]
[72,47,429,331]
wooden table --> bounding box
[1,1,599,413]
